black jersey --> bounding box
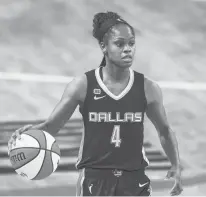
[76,67,149,171]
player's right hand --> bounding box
[165,166,183,196]
[8,124,33,155]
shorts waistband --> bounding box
[83,168,145,178]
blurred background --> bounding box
[0,0,206,195]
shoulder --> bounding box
[72,74,87,87]
[64,74,87,103]
[133,70,144,78]
[144,77,163,105]
[73,68,96,92]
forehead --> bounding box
[109,24,134,40]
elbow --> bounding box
[158,125,171,141]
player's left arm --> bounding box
[144,77,181,169]
[144,77,183,195]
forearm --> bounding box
[30,122,49,132]
[30,121,59,136]
[159,127,181,168]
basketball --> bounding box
[8,129,61,180]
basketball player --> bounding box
[8,11,183,196]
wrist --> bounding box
[171,164,182,171]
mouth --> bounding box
[122,56,133,62]
[122,55,132,59]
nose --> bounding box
[123,44,132,53]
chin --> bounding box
[120,61,133,68]
[113,60,133,69]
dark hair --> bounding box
[92,11,134,67]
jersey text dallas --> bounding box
[89,112,142,123]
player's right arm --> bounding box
[8,75,87,150]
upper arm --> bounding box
[144,77,170,136]
[45,74,87,134]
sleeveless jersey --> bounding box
[76,67,149,171]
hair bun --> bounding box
[93,11,121,41]
[93,13,105,29]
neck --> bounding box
[103,60,130,82]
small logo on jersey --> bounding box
[139,182,149,188]
[89,184,93,194]
[94,95,106,100]
[93,89,101,95]
[113,169,122,177]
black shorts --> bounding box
[76,168,152,196]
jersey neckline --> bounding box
[95,67,134,101]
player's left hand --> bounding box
[165,166,183,196]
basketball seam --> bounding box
[31,132,56,180]
[10,147,60,157]
[31,150,46,180]
[14,148,41,171]
[17,132,41,149]
[50,147,54,173]
[51,139,61,155]
[11,131,59,177]
[31,130,50,179]
[22,132,60,156]
[41,130,47,149]
[11,134,41,171]
[50,140,59,173]
[23,132,46,149]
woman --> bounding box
[8,11,183,196]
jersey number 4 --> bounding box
[111,125,121,147]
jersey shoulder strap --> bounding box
[79,69,97,115]
[133,70,144,82]
[85,69,97,89]
[133,70,147,110]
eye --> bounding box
[129,41,135,47]
[115,41,124,48]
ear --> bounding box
[99,42,106,54]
